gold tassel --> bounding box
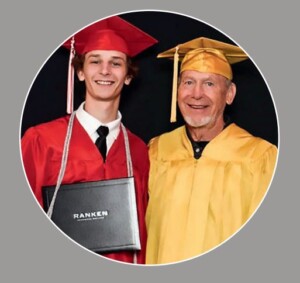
[170,45,179,123]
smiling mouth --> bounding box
[95,80,114,85]
[188,104,208,109]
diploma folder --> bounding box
[42,177,141,253]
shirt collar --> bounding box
[185,115,232,159]
[75,102,122,142]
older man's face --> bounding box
[178,70,236,131]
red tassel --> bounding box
[67,36,75,114]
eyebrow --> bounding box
[181,74,218,81]
[86,54,126,62]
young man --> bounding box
[21,16,157,264]
[145,37,278,264]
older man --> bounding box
[146,37,277,264]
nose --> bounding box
[192,83,204,99]
[99,62,110,76]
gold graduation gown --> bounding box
[146,123,277,264]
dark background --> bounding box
[21,11,278,146]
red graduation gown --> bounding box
[21,115,149,264]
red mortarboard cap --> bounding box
[63,16,158,57]
[63,16,158,113]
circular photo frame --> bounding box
[20,10,279,266]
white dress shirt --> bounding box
[75,102,121,153]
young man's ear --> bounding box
[124,76,132,85]
[77,70,85,81]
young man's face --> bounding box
[77,50,131,102]
[178,70,236,130]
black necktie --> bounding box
[95,126,109,161]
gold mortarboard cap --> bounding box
[157,37,248,122]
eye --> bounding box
[89,59,99,64]
[111,60,122,67]
[183,80,194,85]
[205,81,214,87]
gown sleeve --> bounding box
[248,144,278,216]
[21,127,48,207]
